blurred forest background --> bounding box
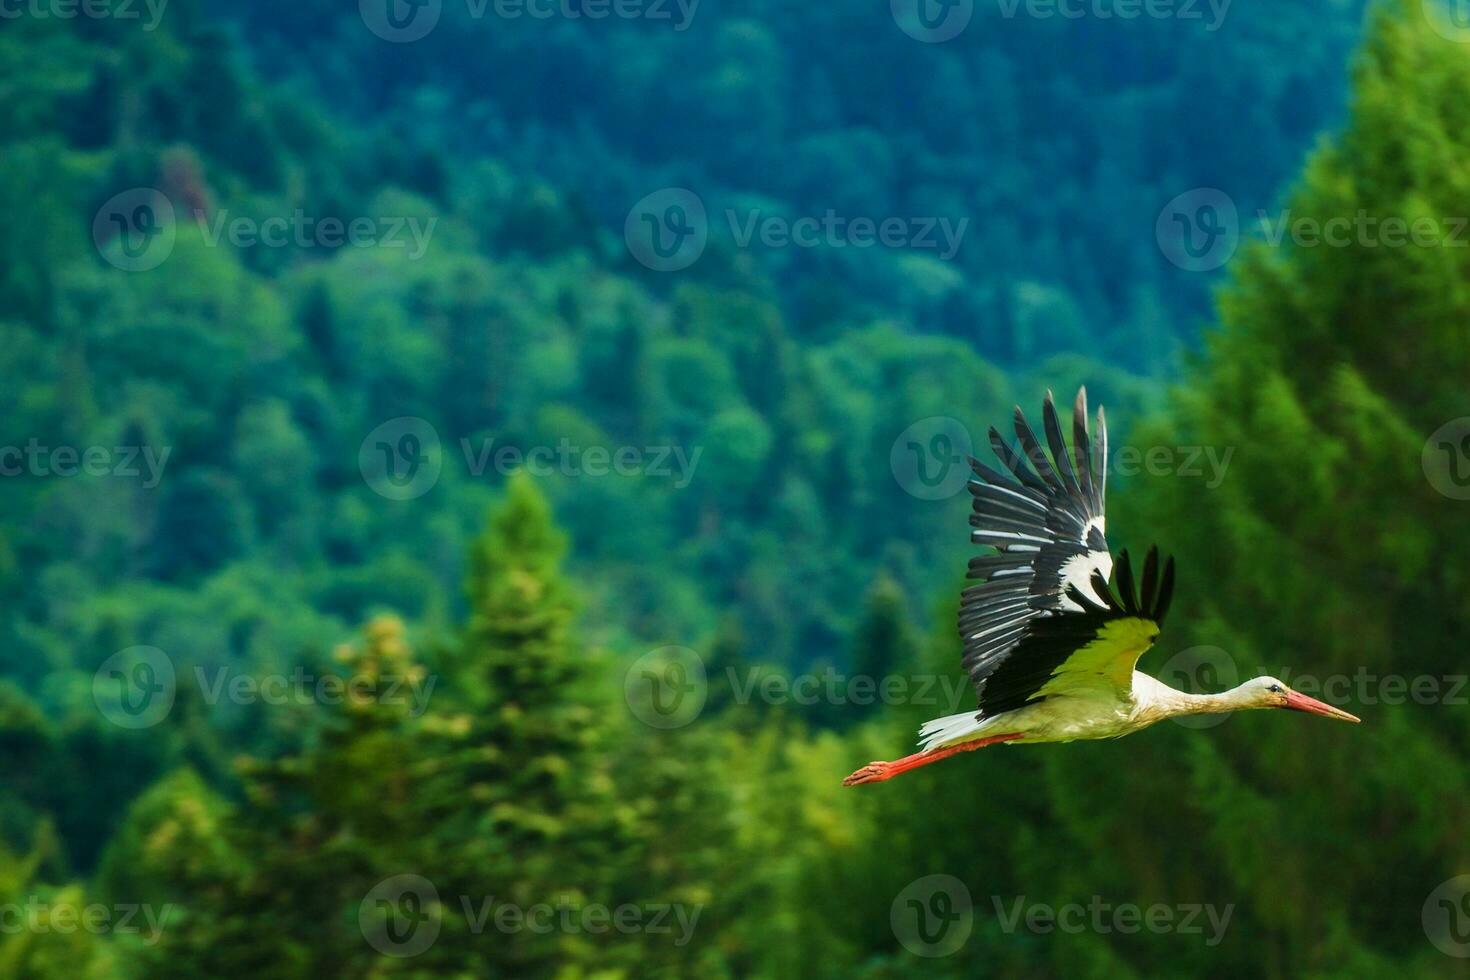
[3,0,1470,975]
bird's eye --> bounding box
[1268,684,1283,694]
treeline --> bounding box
[210,0,1369,375]
[5,0,1469,976]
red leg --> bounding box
[842,733,1022,786]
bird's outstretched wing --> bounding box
[959,389,1175,716]
[975,548,1175,714]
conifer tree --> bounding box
[425,471,626,973]
[852,573,914,691]
[122,616,440,977]
[1000,3,1470,973]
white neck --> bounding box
[1133,673,1259,723]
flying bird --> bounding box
[844,388,1358,786]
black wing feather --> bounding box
[1013,406,1063,493]
[1139,546,1160,615]
[1153,556,1176,626]
[957,388,1178,718]
[1072,388,1096,514]
[1043,391,1084,502]
[1115,549,1137,614]
[988,428,1047,493]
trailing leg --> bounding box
[842,733,1022,786]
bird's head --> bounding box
[1243,676,1360,723]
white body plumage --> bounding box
[918,671,1271,752]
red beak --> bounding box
[1283,690,1360,723]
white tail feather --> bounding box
[918,711,988,752]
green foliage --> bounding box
[428,473,630,972]
[5,1,1466,977]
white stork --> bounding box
[844,388,1359,786]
